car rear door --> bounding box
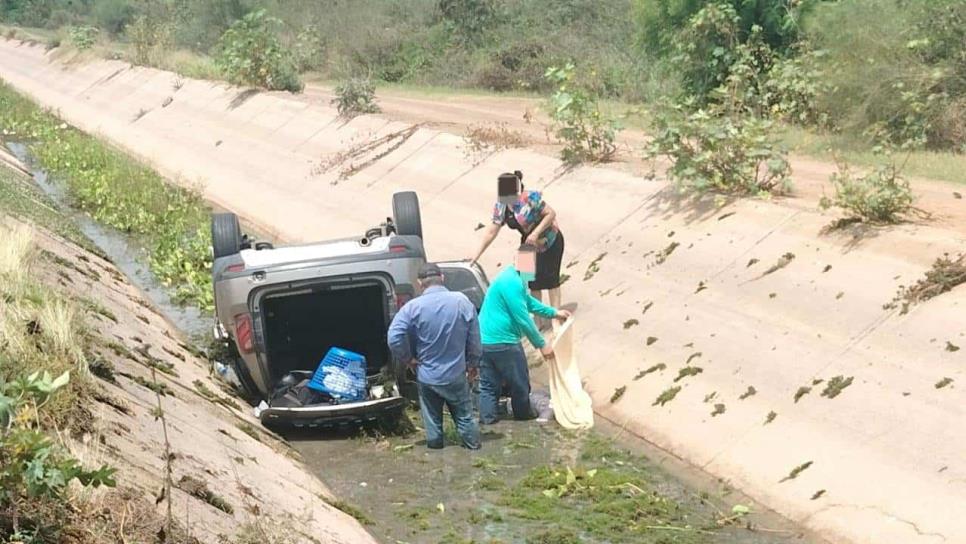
[437,261,490,310]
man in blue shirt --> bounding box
[387,263,482,450]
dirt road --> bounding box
[0,40,963,544]
[301,83,966,234]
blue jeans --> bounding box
[480,343,534,424]
[417,378,480,450]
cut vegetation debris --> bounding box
[583,252,607,281]
[886,253,966,315]
[634,363,666,381]
[646,336,658,346]
[821,376,854,399]
[935,377,953,389]
[674,366,703,382]
[794,386,812,403]
[654,241,679,265]
[711,404,726,417]
[686,352,703,364]
[945,341,960,352]
[653,386,682,407]
[694,281,708,294]
[622,318,639,330]
[739,386,757,400]
[610,386,627,404]
[761,252,796,277]
[764,411,777,425]
[780,461,813,483]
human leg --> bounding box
[417,381,446,449]
[440,379,481,450]
[502,344,535,420]
[478,352,502,424]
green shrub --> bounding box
[760,49,829,126]
[634,0,812,56]
[292,24,325,72]
[93,0,135,37]
[648,102,792,195]
[438,0,496,47]
[215,9,303,92]
[820,158,915,224]
[804,0,965,150]
[332,78,380,117]
[67,25,98,50]
[0,371,116,541]
[127,15,172,67]
[671,2,741,104]
[545,63,622,165]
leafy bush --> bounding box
[67,25,98,50]
[438,0,496,46]
[332,78,380,117]
[634,0,813,56]
[648,102,792,195]
[93,0,135,37]
[805,0,965,149]
[671,2,742,104]
[127,15,172,67]
[707,24,828,127]
[215,9,303,93]
[820,159,915,224]
[545,63,622,165]
[292,24,325,72]
[759,50,829,126]
[0,371,116,541]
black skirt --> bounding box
[530,232,565,290]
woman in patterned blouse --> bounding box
[470,171,565,323]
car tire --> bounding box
[211,213,243,259]
[392,191,423,239]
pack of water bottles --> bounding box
[306,347,368,402]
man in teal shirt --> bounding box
[478,247,570,424]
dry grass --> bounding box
[0,222,92,429]
[0,222,37,287]
[462,122,527,163]
[887,253,966,314]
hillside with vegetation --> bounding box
[1,0,962,154]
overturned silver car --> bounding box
[210,192,488,427]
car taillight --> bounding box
[234,313,254,353]
[226,263,245,273]
[389,243,409,254]
[396,293,413,309]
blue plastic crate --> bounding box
[307,347,367,401]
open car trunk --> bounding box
[262,280,391,383]
[255,277,406,427]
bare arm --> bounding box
[530,203,556,239]
[525,203,557,247]
[471,222,501,264]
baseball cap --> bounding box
[417,263,443,279]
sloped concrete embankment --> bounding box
[0,39,963,544]
[0,152,375,543]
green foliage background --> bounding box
[1,0,962,150]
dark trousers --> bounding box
[417,378,480,450]
[479,343,534,424]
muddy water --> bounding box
[290,413,813,544]
[6,142,211,340]
[6,143,817,544]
